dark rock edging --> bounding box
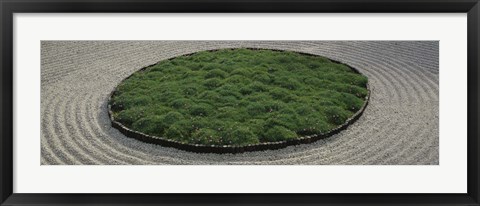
[107,48,370,154]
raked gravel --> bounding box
[41,41,439,165]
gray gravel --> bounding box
[40,41,439,165]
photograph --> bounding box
[2,0,477,204]
[40,41,439,165]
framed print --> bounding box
[1,0,479,205]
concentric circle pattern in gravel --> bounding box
[41,41,439,165]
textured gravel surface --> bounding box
[41,41,439,165]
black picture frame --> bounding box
[1,0,479,205]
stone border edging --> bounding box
[107,48,370,154]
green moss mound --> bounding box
[110,48,368,146]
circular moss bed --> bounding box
[109,48,369,151]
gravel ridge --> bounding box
[41,41,439,165]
